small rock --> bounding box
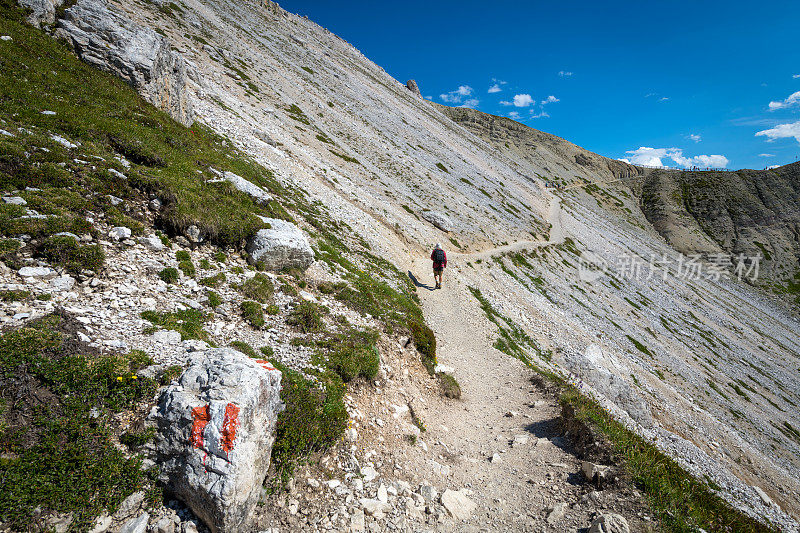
[139,235,164,251]
[346,427,358,441]
[118,513,149,533]
[307,478,320,490]
[109,226,132,240]
[107,195,124,206]
[753,486,773,507]
[325,479,341,490]
[350,508,366,532]
[2,196,26,205]
[377,484,388,503]
[360,465,378,483]
[50,134,77,148]
[41,110,57,115]
[418,485,437,503]
[490,453,502,463]
[109,168,127,180]
[149,198,163,211]
[152,329,182,345]
[440,489,477,520]
[546,502,567,525]
[512,434,529,447]
[0,35,11,41]
[88,514,112,533]
[18,266,57,279]
[588,513,630,533]
[360,498,389,519]
[185,225,202,243]
[48,275,76,292]
[114,491,146,520]
[154,516,175,533]
[13,312,30,320]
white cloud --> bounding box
[541,95,559,105]
[530,110,549,119]
[659,97,670,102]
[767,164,781,169]
[508,111,521,120]
[458,98,480,109]
[488,84,502,93]
[558,70,573,77]
[623,147,729,168]
[756,120,800,143]
[688,133,701,142]
[512,94,534,107]
[793,74,800,79]
[617,158,631,164]
[768,91,800,110]
[758,153,774,157]
[440,85,474,104]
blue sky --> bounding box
[279,0,800,170]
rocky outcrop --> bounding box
[421,211,453,233]
[17,0,63,26]
[53,0,194,126]
[246,218,315,270]
[588,513,630,533]
[406,80,422,98]
[153,348,283,533]
[634,163,800,284]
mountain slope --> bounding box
[4,0,800,530]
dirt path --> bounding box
[400,196,653,531]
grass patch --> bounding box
[0,312,157,530]
[240,300,265,329]
[268,360,347,486]
[329,149,360,165]
[141,309,209,341]
[158,267,179,284]
[177,259,195,278]
[199,272,226,287]
[436,162,449,173]
[206,290,222,308]
[0,289,30,302]
[287,301,325,333]
[322,329,380,382]
[229,340,258,359]
[37,235,105,274]
[626,335,655,358]
[437,372,461,399]
[559,385,774,532]
[236,273,274,302]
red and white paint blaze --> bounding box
[190,401,241,459]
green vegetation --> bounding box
[268,360,347,485]
[119,427,156,448]
[301,66,314,74]
[199,272,226,287]
[0,313,157,530]
[37,235,105,274]
[236,273,274,302]
[286,104,311,125]
[436,162,449,173]
[158,267,179,284]
[469,286,548,365]
[559,385,774,532]
[322,329,380,382]
[626,335,655,358]
[175,250,190,261]
[437,372,461,399]
[409,320,436,374]
[329,149,360,165]
[213,250,227,263]
[266,303,280,315]
[206,290,222,308]
[178,259,196,278]
[240,300,265,329]
[287,301,325,333]
[0,3,286,247]
[0,289,30,302]
[199,258,212,269]
[229,340,258,359]
[141,309,209,341]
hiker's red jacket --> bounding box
[431,249,447,269]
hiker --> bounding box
[431,243,447,289]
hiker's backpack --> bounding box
[433,248,445,263]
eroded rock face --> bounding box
[53,0,194,125]
[406,79,422,98]
[246,218,315,271]
[421,211,453,233]
[154,348,283,533]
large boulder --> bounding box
[153,348,283,533]
[421,211,453,232]
[53,0,193,125]
[246,218,314,271]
